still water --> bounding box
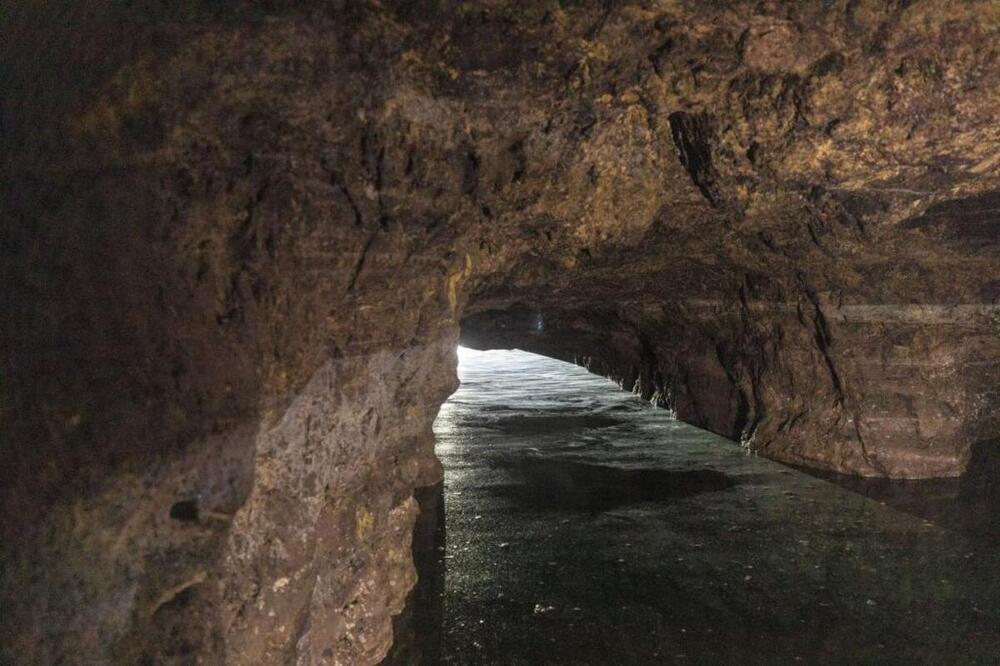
[384,348,1000,664]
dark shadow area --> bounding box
[900,191,1000,253]
[792,439,1000,546]
[169,499,199,522]
[491,457,736,512]
[381,483,445,666]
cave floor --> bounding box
[384,349,1000,665]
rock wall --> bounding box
[2,0,999,662]
[2,4,471,661]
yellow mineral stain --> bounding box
[356,505,374,539]
[446,254,473,313]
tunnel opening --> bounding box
[383,346,1000,664]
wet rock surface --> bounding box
[386,349,1000,664]
[1,0,999,661]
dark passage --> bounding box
[385,349,1000,665]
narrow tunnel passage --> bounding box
[386,348,1000,664]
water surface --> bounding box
[385,348,1000,664]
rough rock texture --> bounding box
[1,0,998,663]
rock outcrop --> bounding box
[2,0,998,662]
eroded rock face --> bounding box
[1,0,998,662]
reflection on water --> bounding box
[491,458,735,512]
[382,484,445,665]
[384,348,1000,664]
[795,457,1000,547]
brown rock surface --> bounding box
[1,0,998,662]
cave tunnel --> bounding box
[1,1,999,664]
[383,344,1000,663]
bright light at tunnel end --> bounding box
[456,345,536,368]
[456,345,481,364]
